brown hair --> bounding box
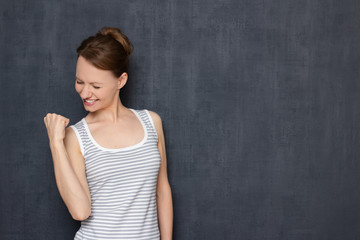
[76,27,133,77]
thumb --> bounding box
[64,118,70,127]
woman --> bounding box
[44,27,173,240]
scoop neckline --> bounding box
[81,108,148,152]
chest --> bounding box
[91,123,145,149]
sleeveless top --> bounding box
[69,108,161,240]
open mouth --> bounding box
[84,99,98,103]
[83,99,99,106]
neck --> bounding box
[87,96,128,123]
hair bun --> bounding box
[98,27,133,56]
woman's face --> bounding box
[75,55,122,112]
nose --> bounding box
[79,84,93,99]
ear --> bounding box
[117,72,128,90]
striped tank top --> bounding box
[69,108,161,240]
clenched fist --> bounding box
[44,113,70,144]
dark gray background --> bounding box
[1,0,360,239]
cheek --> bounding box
[98,88,112,97]
[75,84,82,93]
[97,90,107,100]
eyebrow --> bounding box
[76,76,103,84]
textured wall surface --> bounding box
[1,0,360,239]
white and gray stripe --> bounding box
[70,108,161,240]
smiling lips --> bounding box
[83,99,98,106]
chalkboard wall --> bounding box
[1,0,360,239]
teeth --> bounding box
[85,99,97,102]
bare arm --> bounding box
[149,111,173,240]
[45,114,91,221]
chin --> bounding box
[84,106,96,112]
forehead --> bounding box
[76,56,114,83]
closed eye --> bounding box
[76,81,101,89]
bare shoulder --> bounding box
[147,110,163,134]
[148,110,162,124]
[64,126,76,144]
[64,126,82,155]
